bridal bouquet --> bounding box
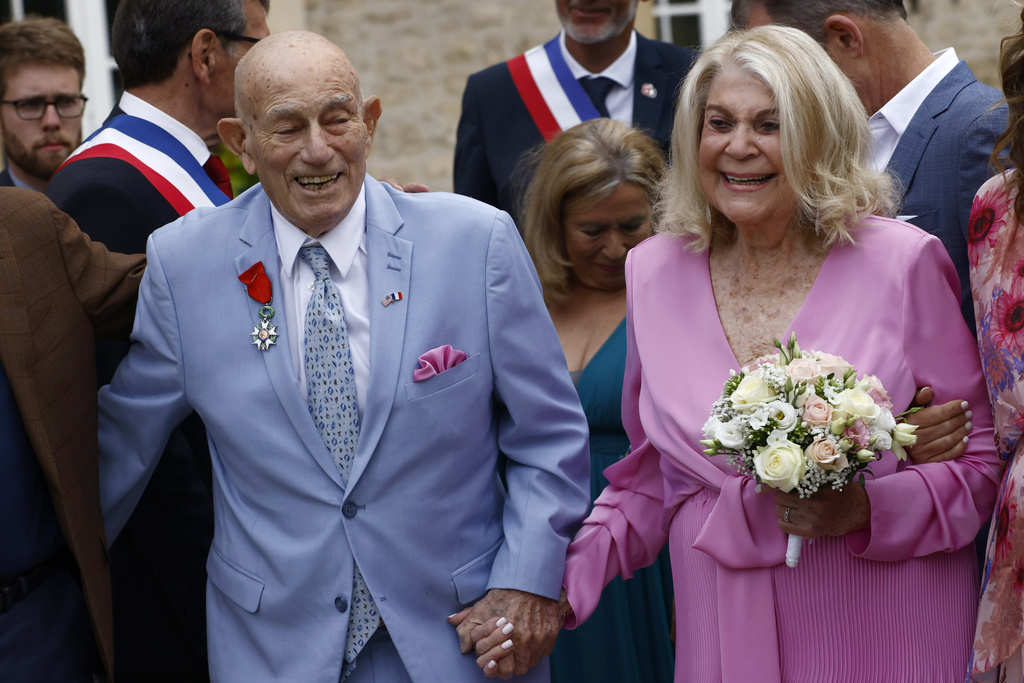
[700,334,917,567]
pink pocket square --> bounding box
[413,345,468,382]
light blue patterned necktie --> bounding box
[300,245,379,678]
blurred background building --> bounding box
[2,0,1017,192]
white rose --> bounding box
[715,420,748,450]
[766,401,799,431]
[804,438,849,472]
[872,431,892,451]
[703,415,722,440]
[874,409,896,434]
[835,389,881,420]
[753,440,806,492]
[730,374,777,411]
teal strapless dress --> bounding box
[549,319,675,683]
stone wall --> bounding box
[305,0,1021,194]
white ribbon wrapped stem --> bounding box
[786,534,802,568]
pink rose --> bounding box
[844,418,871,449]
[805,438,849,471]
[785,358,822,383]
[802,395,833,425]
[861,375,893,410]
[815,352,852,380]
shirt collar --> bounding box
[558,29,637,89]
[118,91,211,165]
[870,48,959,138]
[274,178,368,280]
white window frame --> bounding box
[7,0,117,136]
[652,0,732,49]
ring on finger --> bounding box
[784,506,791,523]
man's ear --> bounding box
[362,95,382,144]
[822,14,865,60]
[189,29,220,85]
[218,117,255,175]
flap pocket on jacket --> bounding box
[405,353,481,401]
[207,546,265,614]
[451,537,503,605]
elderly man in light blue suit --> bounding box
[98,31,589,682]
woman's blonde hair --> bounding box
[657,24,896,251]
[521,118,665,302]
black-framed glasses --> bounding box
[215,30,261,45]
[0,95,88,120]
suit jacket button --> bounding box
[342,502,358,518]
[335,596,348,612]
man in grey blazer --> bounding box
[734,0,1006,333]
[98,30,589,682]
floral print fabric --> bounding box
[970,172,1024,679]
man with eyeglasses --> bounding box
[45,1,269,681]
[0,17,86,191]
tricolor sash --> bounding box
[507,36,603,142]
[57,113,230,216]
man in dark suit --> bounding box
[732,0,1006,332]
[44,1,269,680]
[0,187,143,681]
[454,0,698,223]
[0,17,86,191]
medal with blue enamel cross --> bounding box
[239,261,279,351]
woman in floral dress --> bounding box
[968,9,1024,681]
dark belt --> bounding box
[0,553,63,616]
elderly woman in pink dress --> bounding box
[532,25,1002,683]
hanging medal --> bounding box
[239,261,279,351]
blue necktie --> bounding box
[300,245,379,678]
[579,75,615,118]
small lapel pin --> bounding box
[641,83,657,99]
[381,291,404,307]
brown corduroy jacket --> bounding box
[0,187,144,678]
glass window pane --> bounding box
[22,0,65,20]
[671,14,701,50]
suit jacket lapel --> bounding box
[233,191,345,489]
[632,35,672,141]
[348,179,411,490]
[886,61,974,200]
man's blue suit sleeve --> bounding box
[483,210,590,600]
[957,102,1007,245]
[98,233,193,543]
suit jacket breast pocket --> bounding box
[404,353,481,401]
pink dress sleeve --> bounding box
[562,251,702,628]
[846,232,1004,560]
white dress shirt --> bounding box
[559,29,638,125]
[118,91,211,166]
[272,181,371,422]
[868,48,959,172]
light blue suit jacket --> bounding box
[887,60,1006,332]
[98,178,590,682]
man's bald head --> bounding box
[219,30,382,238]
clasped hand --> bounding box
[447,588,568,679]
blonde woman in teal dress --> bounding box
[520,117,674,683]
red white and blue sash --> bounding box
[57,114,229,216]
[507,36,603,142]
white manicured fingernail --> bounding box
[965,410,973,420]
[964,421,973,431]
[496,617,507,628]
[488,661,497,670]
[502,622,514,635]
[961,401,969,410]
[501,639,513,650]
[963,436,969,443]
[447,613,457,619]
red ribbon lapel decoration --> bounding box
[239,261,278,351]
